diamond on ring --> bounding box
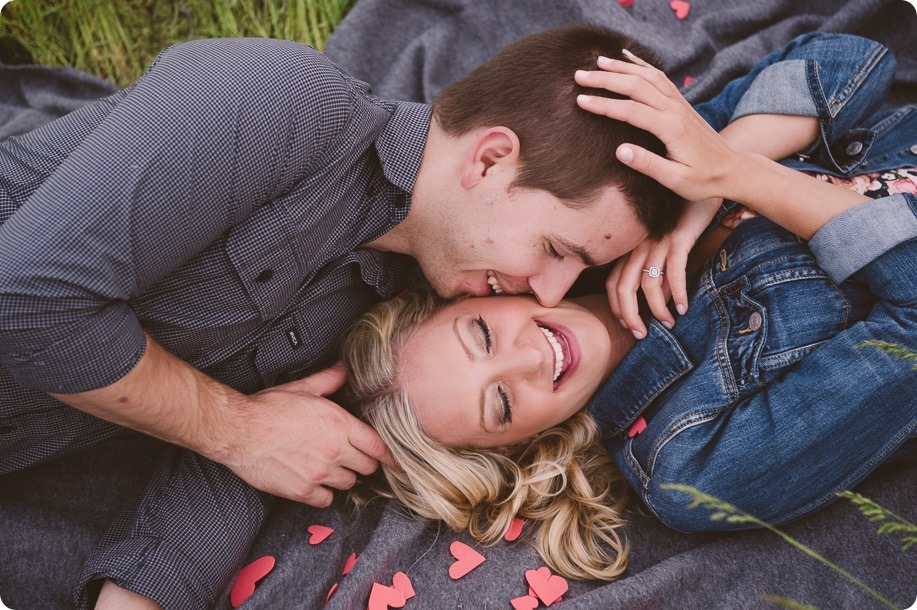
[643,266,664,278]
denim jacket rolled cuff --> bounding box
[809,193,917,283]
[730,36,895,175]
[730,60,818,121]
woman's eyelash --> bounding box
[546,242,564,261]
[498,386,513,424]
[475,315,492,352]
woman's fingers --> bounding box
[666,237,692,316]
[574,68,670,111]
[606,259,625,321]
[610,250,650,339]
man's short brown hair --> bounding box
[433,24,680,237]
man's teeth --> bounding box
[487,271,505,294]
[539,326,565,381]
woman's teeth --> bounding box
[487,271,505,294]
[539,326,565,381]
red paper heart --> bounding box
[230,555,275,608]
[367,582,406,610]
[342,551,358,575]
[618,0,634,7]
[504,517,524,542]
[529,585,562,602]
[448,541,486,579]
[526,567,568,606]
[670,0,691,19]
[325,582,338,605]
[628,416,648,438]
[511,595,540,610]
[308,524,334,544]
[683,75,695,86]
[392,571,416,599]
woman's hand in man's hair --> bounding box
[574,50,745,204]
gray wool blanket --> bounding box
[1,1,915,609]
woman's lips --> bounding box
[536,319,580,391]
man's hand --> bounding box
[225,363,395,507]
[52,337,393,508]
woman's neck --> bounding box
[569,294,638,379]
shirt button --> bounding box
[910,144,917,155]
[845,141,863,156]
[255,269,274,283]
[748,311,763,331]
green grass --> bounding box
[0,0,354,87]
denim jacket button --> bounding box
[845,141,864,156]
[748,311,763,331]
[910,144,917,155]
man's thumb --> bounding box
[291,361,348,396]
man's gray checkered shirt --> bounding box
[0,38,429,609]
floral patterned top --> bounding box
[720,167,917,229]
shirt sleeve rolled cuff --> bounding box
[2,304,146,394]
[809,193,917,283]
[74,538,216,610]
[730,60,819,122]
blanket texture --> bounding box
[0,1,915,609]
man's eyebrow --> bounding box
[556,236,598,267]
[452,317,488,433]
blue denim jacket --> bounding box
[587,33,917,531]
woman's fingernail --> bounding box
[617,146,634,163]
[578,94,593,104]
[622,48,636,59]
[597,55,613,67]
[619,318,628,328]
[662,321,673,329]
[676,303,687,315]
[632,328,645,340]
[575,69,588,78]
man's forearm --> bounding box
[49,332,245,463]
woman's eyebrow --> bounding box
[453,317,474,361]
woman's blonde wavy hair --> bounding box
[342,290,630,581]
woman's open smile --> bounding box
[397,295,622,448]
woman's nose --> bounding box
[499,341,546,380]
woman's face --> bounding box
[398,296,613,448]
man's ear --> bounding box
[459,127,520,190]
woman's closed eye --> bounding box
[498,385,513,424]
[473,315,514,426]
[475,315,493,353]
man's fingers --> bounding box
[349,419,398,470]
[303,487,334,509]
[322,467,358,491]
[291,361,348,396]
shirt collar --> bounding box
[586,319,693,437]
[375,101,432,195]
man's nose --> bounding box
[528,266,581,307]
